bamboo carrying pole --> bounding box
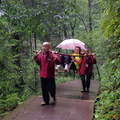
[33,50,88,57]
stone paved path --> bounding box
[2,80,100,120]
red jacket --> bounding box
[79,55,96,75]
[34,51,61,79]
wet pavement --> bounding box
[2,80,100,120]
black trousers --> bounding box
[58,55,76,70]
[80,74,92,91]
[59,55,71,67]
[40,77,56,103]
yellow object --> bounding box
[72,53,82,69]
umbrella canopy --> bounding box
[56,39,86,50]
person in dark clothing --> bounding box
[79,48,96,92]
[34,42,61,106]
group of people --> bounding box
[34,42,96,106]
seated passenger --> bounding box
[55,46,82,72]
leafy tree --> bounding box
[94,0,120,119]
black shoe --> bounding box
[50,101,56,105]
[81,90,86,92]
[41,102,49,106]
[53,97,57,101]
[87,89,89,92]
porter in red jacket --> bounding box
[34,42,61,106]
[34,50,60,79]
[79,48,96,92]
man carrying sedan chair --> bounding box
[79,48,97,92]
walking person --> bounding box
[79,48,96,92]
[34,42,61,106]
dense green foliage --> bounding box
[94,0,120,120]
[0,0,120,119]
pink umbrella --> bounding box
[56,39,86,50]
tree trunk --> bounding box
[30,34,32,53]
[88,0,92,32]
[63,25,68,39]
[34,32,37,50]
[70,15,77,38]
[34,32,39,90]
[12,33,25,91]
